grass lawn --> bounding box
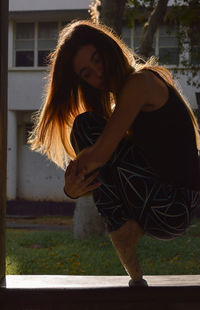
[6,217,200,275]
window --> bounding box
[158,25,179,65]
[15,23,34,67]
[121,26,132,49]
[196,93,200,126]
[134,22,155,56]
[15,22,59,67]
[38,22,58,66]
[191,45,200,65]
[188,25,200,65]
[121,22,155,56]
[121,22,179,65]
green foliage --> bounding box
[6,219,200,275]
[125,0,200,87]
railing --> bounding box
[0,0,8,282]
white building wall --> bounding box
[7,111,18,200]
[17,112,67,201]
[7,109,69,201]
[8,70,47,110]
[8,69,199,112]
[173,72,200,109]
[9,0,90,11]
[7,69,73,200]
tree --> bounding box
[90,0,200,87]
[89,0,169,46]
[73,195,106,239]
[137,0,169,57]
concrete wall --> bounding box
[8,69,200,112]
[173,71,200,110]
[7,110,69,201]
[8,70,47,110]
[17,111,67,201]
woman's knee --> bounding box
[70,112,106,152]
[110,219,144,246]
[73,111,106,131]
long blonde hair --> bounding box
[28,19,200,169]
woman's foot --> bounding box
[129,278,148,287]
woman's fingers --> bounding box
[84,170,99,186]
[78,170,101,193]
[71,159,78,176]
[64,163,101,198]
[83,181,102,193]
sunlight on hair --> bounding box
[28,19,200,170]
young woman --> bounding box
[29,20,200,287]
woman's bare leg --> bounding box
[109,219,144,281]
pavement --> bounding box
[6,200,75,231]
[6,222,72,231]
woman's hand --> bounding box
[75,145,105,175]
[64,160,101,199]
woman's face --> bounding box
[73,44,105,90]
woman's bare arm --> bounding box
[75,72,150,174]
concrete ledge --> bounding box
[1,275,200,309]
[2,275,200,288]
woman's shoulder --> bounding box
[122,70,169,111]
[122,70,151,95]
[124,69,163,92]
[118,71,150,106]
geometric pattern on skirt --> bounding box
[70,112,200,240]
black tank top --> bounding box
[130,71,200,190]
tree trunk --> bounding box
[73,196,106,239]
[138,0,169,57]
[100,0,127,35]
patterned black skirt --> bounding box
[70,112,200,240]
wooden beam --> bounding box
[0,0,8,282]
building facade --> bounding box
[7,0,200,201]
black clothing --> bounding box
[70,112,200,238]
[131,72,200,190]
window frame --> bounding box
[157,24,179,66]
[14,21,35,67]
[121,21,190,68]
[13,20,65,69]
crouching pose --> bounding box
[29,20,200,287]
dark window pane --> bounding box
[191,47,200,65]
[196,93,200,127]
[38,22,58,39]
[16,23,34,39]
[16,51,34,67]
[159,48,179,65]
[38,50,50,66]
[121,26,131,48]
